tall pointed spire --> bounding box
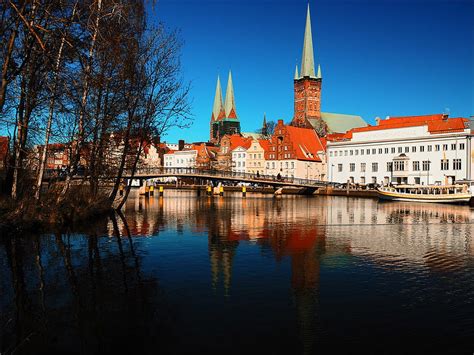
[294,65,299,80]
[300,3,316,78]
[212,75,224,120]
[317,64,321,79]
[262,113,268,136]
[224,70,237,119]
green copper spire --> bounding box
[212,75,224,120]
[300,3,316,78]
[294,65,299,79]
[224,70,237,118]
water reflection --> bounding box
[1,192,474,354]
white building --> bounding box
[163,149,197,169]
[327,114,472,185]
[232,146,248,173]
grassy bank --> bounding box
[0,186,113,234]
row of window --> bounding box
[342,159,463,173]
[329,142,465,157]
[266,161,296,169]
[248,153,263,159]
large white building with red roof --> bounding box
[327,114,473,185]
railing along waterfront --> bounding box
[126,167,329,187]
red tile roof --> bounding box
[327,114,469,142]
[285,125,325,162]
[257,139,271,152]
[229,134,252,151]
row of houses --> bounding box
[164,119,327,180]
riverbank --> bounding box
[155,184,379,198]
[0,188,113,235]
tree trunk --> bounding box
[59,0,102,202]
[35,2,78,201]
[115,139,144,210]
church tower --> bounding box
[210,71,241,144]
[292,4,322,128]
[210,75,225,143]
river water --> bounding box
[1,191,473,354]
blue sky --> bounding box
[155,0,473,142]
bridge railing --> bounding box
[127,167,329,187]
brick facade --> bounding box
[293,77,322,128]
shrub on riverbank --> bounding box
[0,186,113,234]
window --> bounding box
[361,149,364,155]
[338,164,343,172]
[361,163,366,172]
[412,146,416,153]
[366,149,370,155]
[435,145,440,151]
[453,159,462,170]
[443,144,448,151]
[355,150,359,155]
[284,146,288,150]
[441,159,449,170]
[372,162,378,172]
[394,161,405,171]
[350,163,355,172]
[378,148,382,154]
[422,161,431,171]
[385,148,389,154]
[387,162,393,172]
[372,149,376,154]
[405,147,409,153]
[427,145,431,152]
[350,150,353,156]
[413,161,420,171]
[398,147,402,153]
[291,162,295,169]
[451,143,456,150]
[345,150,348,156]
[334,151,338,157]
[460,143,465,150]
[391,147,396,153]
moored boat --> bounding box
[376,184,472,204]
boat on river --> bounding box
[376,184,472,204]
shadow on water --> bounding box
[1,191,474,354]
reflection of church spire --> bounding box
[207,202,238,296]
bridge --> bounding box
[123,167,329,193]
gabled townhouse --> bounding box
[265,119,327,180]
[195,143,219,170]
[246,138,270,176]
[230,137,252,173]
[163,149,197,168]
[215,134,252,171]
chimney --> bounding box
[278,119,284,125]
[178,139,185,151]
